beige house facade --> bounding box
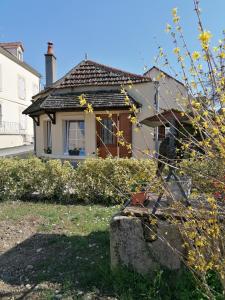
[24,44,187,160]
[0,42,41,149]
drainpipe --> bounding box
[33,120,36,155]
[154,81,159,157]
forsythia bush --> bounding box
[0,157,156,204]
[180,157,225,194]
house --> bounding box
[0,42,41,149]
[23,42,187,160]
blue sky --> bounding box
[0,0,224,85]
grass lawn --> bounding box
[0,201,222,300]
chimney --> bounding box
[45,42,56,87]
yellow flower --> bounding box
[165,23,172,32]
[219,52,225,59]
[191,100,201,109]
[85,103,93,113]
[129,104,139,113]
[124,95,130,105]
[172,8,177,16]
[118,140,125,146]
[129,116,138,124]
[116,130,124,137]
[212,127,219,135]
[173,16,180,23]
[192,51,201,61]
[173,47,180,54]
[96,116,102,122]
[199,31,212,44]
[79,94,87,106]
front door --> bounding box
[96,113,132,158]
[96,114,118,158]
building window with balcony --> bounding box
[44,120,52,154]
[64,120,85,156]
[18,75,26,99]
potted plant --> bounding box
[130,181,148,206]
[44,147,52,154]
[68,148,80,156]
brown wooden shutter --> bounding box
[119,113,132,158]
[158,125,165,140]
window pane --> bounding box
[47,121,52,148]
[66,120,85,155]
[101,118,114,144]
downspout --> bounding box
[33,119,36,155]
[154,81,159,157]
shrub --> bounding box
[0,156,45,201]
[74,157,157,204]
[0,157,157,204]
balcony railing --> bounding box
[0,121,26,135]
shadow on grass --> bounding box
[0,231,222,300]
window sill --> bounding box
[41,153,89,160]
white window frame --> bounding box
[19,106,27,130]
[18,75,26,100]
[64,120,85,156]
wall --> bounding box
[127,82,156,157]
[0,51,40,149]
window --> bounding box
[17,50,23,61]
[101,118,114,144]
[65,120,85,156]
[44,121,52,153]
[32,83,39,96]
[18,75,26,99]
[19,106,27,130]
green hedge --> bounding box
[0,157,157,204]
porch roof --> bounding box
[141,109,190,127]
[23,90,140,115]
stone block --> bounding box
[110,214,185,274]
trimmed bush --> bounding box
[74,158,157,204]
[0,157,157,204]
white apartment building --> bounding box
[0,42,41,149]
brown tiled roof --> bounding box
[52,60,151,88]
[23,91,140,115]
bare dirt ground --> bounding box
[0,203,118,300]
[0,216,61,299]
